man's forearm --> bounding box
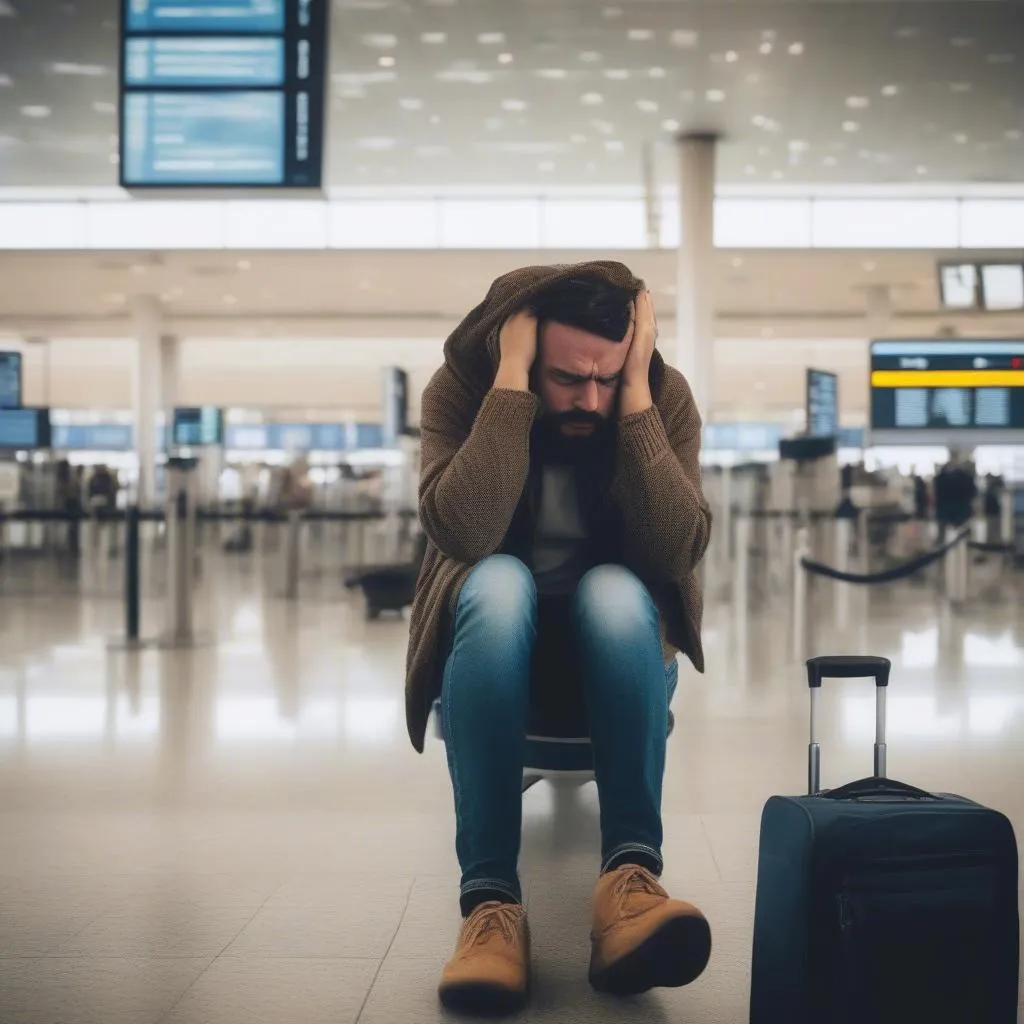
[493,360,530,393]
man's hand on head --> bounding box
[495,311,538,392]
[619,290,656,417]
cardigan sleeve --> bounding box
[418,365,540,564]
[609,370,711,583]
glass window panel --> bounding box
[328,200,437,248]
[439,200,541,248]
[541,200,646,249]
[0,203,88,248]
[225,201,328,249]
[812,200,958,248]
[981,264,1024,311]
[960,200,1024,249]
[714,199,812,247]
[86,201,223,248]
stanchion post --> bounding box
[833,516,851,628]
[733,513,750,605]
[857,511,870,574]
[165,459,196,643]
[792,525,810,659]
[999,489,1014,547]
[125,506,140,642]
[283,510,301,599]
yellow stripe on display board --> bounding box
[871,370,1024,388]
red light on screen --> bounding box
[1013,358,1022,369]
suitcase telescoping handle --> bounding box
[806,655,891,796]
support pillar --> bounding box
[675,132,717,417]
[132,298,162,508]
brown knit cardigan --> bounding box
[404,260,711,752]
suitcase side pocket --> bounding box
[829,855,1012,1024]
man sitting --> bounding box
[404,261,712,1014]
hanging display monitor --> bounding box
[0,351,22,409]
[870,339,1024,445]
[172,406,224,446]
[0,408,51,450]
[119,0,328,188]
[806,369,838,439]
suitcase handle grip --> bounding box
[820,777,933,802]
[806,655,891,688]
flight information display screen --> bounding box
[120,0,327,188]
[870,339,1024,442]
[806,369,838,439]
[0,352,22,409]
[172,406,224,446]
[0,409,51,450]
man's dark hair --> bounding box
[531,276,634,342]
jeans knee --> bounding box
[573,564,656,635]
[459,555,537,627]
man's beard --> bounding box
[535,409,616,465]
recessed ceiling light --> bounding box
[915,165,928,174]
[788,139,809,152]
[0,74,12,87]
[846,96,869,109]
[361,33,397,48]
[950,36,974,47]
[501,98,527,112]
[421,32,446,44]
[581,92,604,106]
[20,105,51,118]
[705,89,725,102]
[661,118,680,132]
[49,62,108,76]
[537,68,568,80]
[725,50,738,63]
[605,140,625,152]
[950,82,971,93]
[628,29,654,41]
[604,68,630,80]
[497,52,513,64]
[477,32,506,45]
[237,259,252,271]
[759,42,772,55]
[953,132,969,144]
[355,136,397,150]
[570,133,587,143]
[881,84,900,97]
[429,114,441,125]
[649,67,666,78]
[772,170,784,180]
[399,97,423,110]
[603,6,623,17]
[842,121,859,132]
[895,27,920,40]
[788,42,804,55]
[579,51,602,63]
[591,119,615,135]
[670,30,698,49]
[436,69,493,85]
[636,99,659,113]
[378,56,395,68]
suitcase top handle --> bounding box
[806,655,891,689]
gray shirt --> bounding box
[530,465,591,596]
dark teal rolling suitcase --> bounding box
[750,656,1019,1024]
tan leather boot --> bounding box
[438,901,530,1016]
[589,864,711,995]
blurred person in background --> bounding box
[55,459,81,556]
[406,263,711,1014]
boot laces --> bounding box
[613,866,666,906]
[463,902,521,947]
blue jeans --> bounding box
[441,555,678,910]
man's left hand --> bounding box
[620,289,656,416]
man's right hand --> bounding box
[495,311,538,391]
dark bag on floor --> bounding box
[750,655,1020,1024]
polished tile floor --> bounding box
[0,546,1022,1023]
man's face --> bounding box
[534,321,630,439]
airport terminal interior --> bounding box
[0,0,1023,1021]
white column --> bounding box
[676,132,717,417]
[132,298,163,507]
